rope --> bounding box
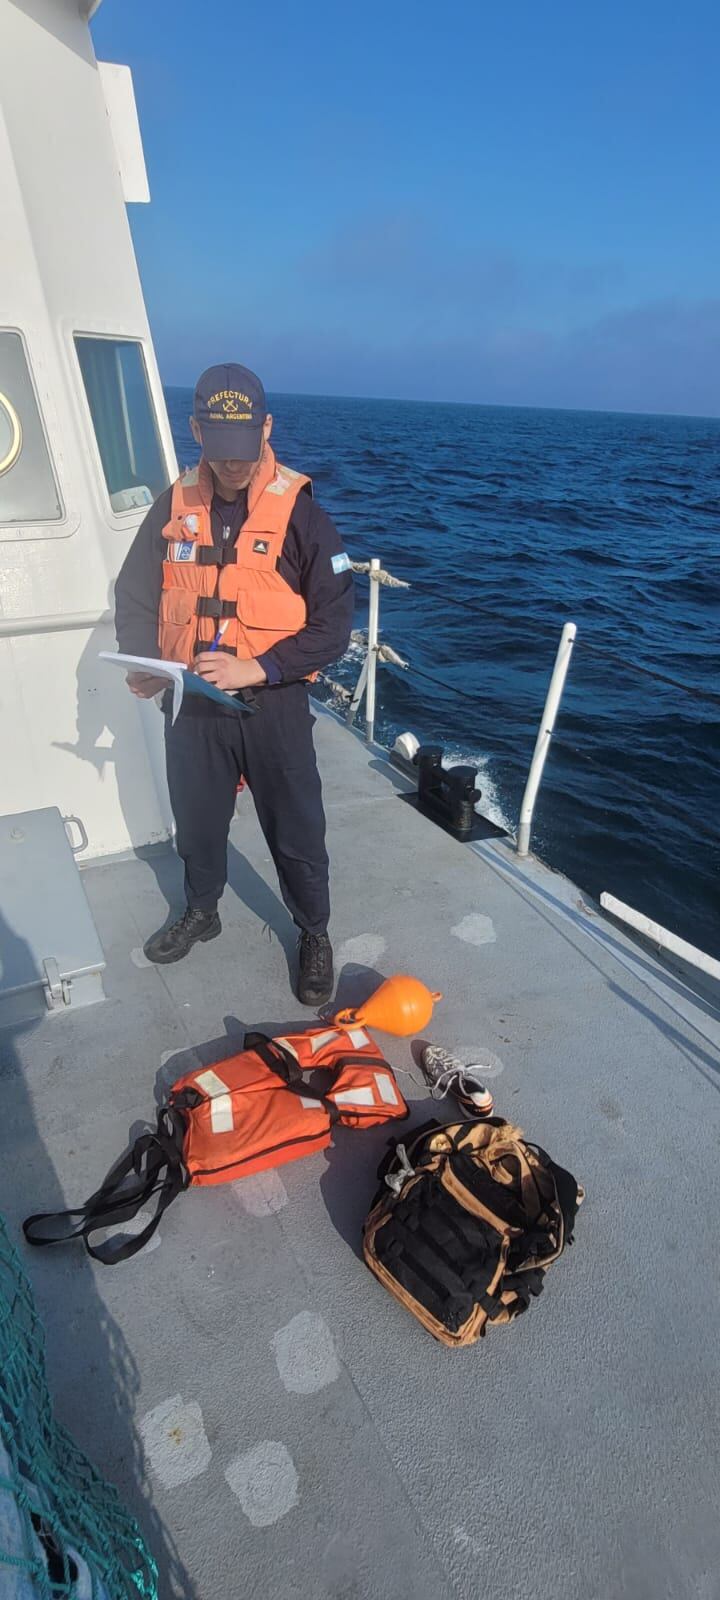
[353,569,718,707]
[349,561,410,589]
[354,567,553,629]
[318,673,351,702]
[577,640,720,708]
[377,643,408,667]
[366,653,717,846]
[389,656,491,706]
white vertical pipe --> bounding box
[345,655,369,727]
[517,621,577,856]
[365,558,381,743]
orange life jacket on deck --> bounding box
[158,448,311,666]
[173,1024,408,1186]
[23,1026,409,1262]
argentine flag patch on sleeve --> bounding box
[331,552,351,575]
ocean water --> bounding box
[166,390,720,961]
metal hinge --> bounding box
[42,959,72,1011]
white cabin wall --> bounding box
[0,0,177,856]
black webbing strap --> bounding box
[195,596,237,619]
[528,1141,582,1241]
[495,1268,545,1317]
[243,1032,305,1084]
[243,1032,340,1124]
[22,1107,188,1265]
[477,1288,506,1320]
[193,546,238,567]
[380,1214,474,1328]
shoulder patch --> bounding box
[331,552,351,575]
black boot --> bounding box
[297,932,334,1007]
[144,907,221,965]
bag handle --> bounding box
[23,1108,187,1265]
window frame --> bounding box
[72,329,171,525]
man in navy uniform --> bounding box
[114,364,353,1006]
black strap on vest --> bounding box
[243,1032,340,1123]
[22,1107,188,1265]
[192,546,238,567]
[195,596,237,620]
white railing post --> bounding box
[345,655,369,728]
[517,621,577,857]
[365,558,381,744]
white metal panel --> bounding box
[0,622,173,857]
[97,62,150,204]
[0,0,177,854]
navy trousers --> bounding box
[164,684,330,935]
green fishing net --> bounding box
[0,1214,157,1599]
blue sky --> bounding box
[92,0,719,414]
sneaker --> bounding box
[297,932,334,1007]
[421,1044,494,1117]
[144,908,221,965]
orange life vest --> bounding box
[23,1026,408,1262]
[158,448,311,666]
[173,1024,408,1186]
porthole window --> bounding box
[0,332,63,523]
[0,391,22,476]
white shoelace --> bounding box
[429,1066,488,1101]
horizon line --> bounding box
[161,384,719,425]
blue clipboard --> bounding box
[182,671,256,715]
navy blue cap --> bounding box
[193,363,267,461]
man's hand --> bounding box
[127,671,167,699]
[194,653,267,691]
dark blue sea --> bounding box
[166,390,720,962]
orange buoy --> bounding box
[334,974,442,1037]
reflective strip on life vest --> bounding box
[333,1074,399,1109]
[332,1086,375,1107]
[310,1029,340,1054]
[347,1028,370,1049]
[275,1037,300,1060]
[375,1073,400,1105]
[195,1068,234,1134]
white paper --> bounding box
[99,651,186,722]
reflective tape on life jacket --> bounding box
[158,448,311,665]
[170,1026,408,1187]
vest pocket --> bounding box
[159,587,196,662]
[236,582,306,643]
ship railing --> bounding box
[327,558,720,984]
[333,558,575,856]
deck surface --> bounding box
[1,706,719,1600]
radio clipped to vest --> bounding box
[23,1026,408,1264]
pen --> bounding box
[209,620,229,652]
